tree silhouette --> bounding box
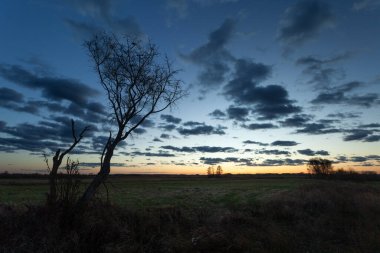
[307,158,333,177]
[216,165,223,177]
[79,33,185,205]
[207,166,215,177]
[44,120,89,205]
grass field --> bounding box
[1,175,380,252]
[0,175,316,208]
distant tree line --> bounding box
[307,158,378,181]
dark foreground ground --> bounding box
[1,175,380,252]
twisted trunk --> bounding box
[77,138,117,206]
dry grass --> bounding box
[1,180,380,252]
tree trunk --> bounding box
[77,150,112,206]
[47,150,61,205]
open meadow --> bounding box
[0,175,313,208]
[1,175,380,252]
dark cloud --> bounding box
[0,136,61,153]
[242,140,269,146]
[298,148,329,156]
[200,156,249,165]
[335,155,348,162]
[271,140,299,146]
[256,149,291,156]
[160,114,182,124]
[223,58,272,102]
[80,162,126,168]
[256,158,306,166]
[343,129,380,142]
[226,106,249,121]
[132,128,147,135]
[223,59,301,120]
[177,122,226,135]
[194,146,238,153]
[0,117,95,153]
[161,145,237,153]
[153,138,163,142]
[131,151,175,157]
[183,121,204,127]
[278,0,334,50]
[0,87,37,113]
[280,114,313,127]
[200,157,227,165]
[350,156,368,162]
[160,134,171,139]
[161,145,195,153]
[86,102,107,115]
[311,81,379,107]
[327,112,361,119]
[364,135,380,142]
[0,64,99,107]
[242,123,277,130]
[209,109,227,119]
[130,116,155,128]
[366,155,380,161]
[296,53,349,89]
[359,123,380,128]
[159,124,177,131]
[336,155,380,163]
[0,87,24,104]
[181,18,236,87]
[343,129,371,141]
[91,136,111,152]
[296,123,341,135]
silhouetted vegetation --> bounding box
[330,168,379,181]
[1,180,380,252]
[307,158,379,181]
[207,166,215,177]
[207,165,223,178]
[307,158,333,177]
[80,33,185,205]
[44,119,89,206]
[55,158,82,208]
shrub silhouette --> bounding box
[307,158,333,177]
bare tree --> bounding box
[79,33,185,205]
[207,166,215,177]
[216,165,223,177]
[307,158,333,177]
[44,120,89,205]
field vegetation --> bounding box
[1,174,380,252]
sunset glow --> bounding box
[0,0,379,174]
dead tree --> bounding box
[78,33,185,205]
[45,120,89,205]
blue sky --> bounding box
[0,0,379,174]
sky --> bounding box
[0,0,379,174]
